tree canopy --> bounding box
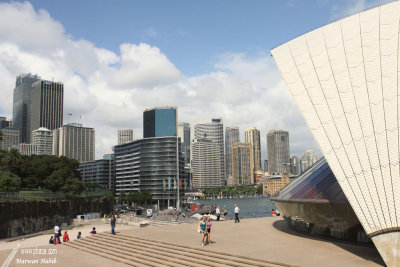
[0,150,84,194]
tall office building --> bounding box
[231,142,254,185]
[79,157,115,190]
[0,117,12,129]
[245,127,261,171]
[30,79,64,139]
[143,107,177,138]
[192,139,222,188]
[225,126,240,179]
[0,129,20,151]
[32,127,53,155]
[12,73,40,143]
[118,129,133,145]
[290,156,300,175]
[300,150,319,173]
[177,122,191,166]
[267,130,290,174]
[264,160,268,172]
[53,123,95,163]
[194,118,225,185]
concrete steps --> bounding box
[65,232,294,267]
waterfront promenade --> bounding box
[0,217,383,266]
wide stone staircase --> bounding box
[64,232,295,267]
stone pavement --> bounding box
[0,217,384,266]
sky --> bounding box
[0,0,392,161]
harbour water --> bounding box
[197,197,277,219]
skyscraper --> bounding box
[194,118,225,185]
[300,150,319,173]
[143,107,177,138]
[12,73,40,143]
[192,139,222,188]
[118,129,133,145]
[0,117,12,129]
[225,126,240,179]
[290,156,300,176]
[32,127,53,155]
[53,123,95,163]
[245,127,261,171]
[177,122,191,166]
[267,130,290,174]
[231,142,254,185]
[30,79,64,139]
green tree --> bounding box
[0,172,21,192]
[257,184,263,195]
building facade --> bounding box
[194,118,225,185]
[0,117,12,129]
[231,142,254,186]
[0,129,20,151]
[177,122,191,166]
[267,130,290,174]
[192,139,222,188]
[263,174,291,196]
[245,127,261,171]
[32,127,52,155]
[118,129,133,145]
[290,156,300,176]
[225,126,240,180]
[12,73,40,143]
[114,136,188,208]
[300,150,319,173]
[53,123,95,163]
[143,107,177,138]
[11,143,38,156]
[271,2,400,264]
[79,158,115,190]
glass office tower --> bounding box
[143,107,177,138]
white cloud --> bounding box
[0,1,320,161]
[330,0,393,20]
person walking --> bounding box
[198,216,208,246]
[234,204,240,223]
[206,216,213,244]
[54,224,61,245]
[111,214,116,235]
[216,206,221,221]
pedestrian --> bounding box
[89,227,96,235]
[77,232,81,239]
[49,236,54,245]
[198,216,208,246]
[276,208,280,216]
[54,224,61,245]
[271,209,276,217]
[216,206,221,221]
[111,214,116,235]
[63,231,69,242]
[206,216,212,244]
[234,204,240,223]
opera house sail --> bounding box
[271,2,400,266]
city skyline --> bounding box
[0,1,383,160]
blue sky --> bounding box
[0,0,391,159]
[16,0,379,76]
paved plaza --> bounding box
[0,217,384,266]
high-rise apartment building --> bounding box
[12,73,40,143]
[231,142,254,186]
[194,118,225,185]
[79,157,115,190]
[192,139,222,188]
[177,122,191,166]
[0,117,12,129]
[30,79,64,139]
[143,107,177,138]
[267,130,290,174]
[118,129,133,145]
[300,150,319,173]
[53,123,95,163]
[0,129,20,151]
[245,127,261,171]
[225,126,240,180]
[32,127,53,155]
[290,156,300,175]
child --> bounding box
[89,227,96,235]
[63,230,69,242]
[49,236,54,244]
[77,231,81,239]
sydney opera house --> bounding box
[272,1,400,266]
